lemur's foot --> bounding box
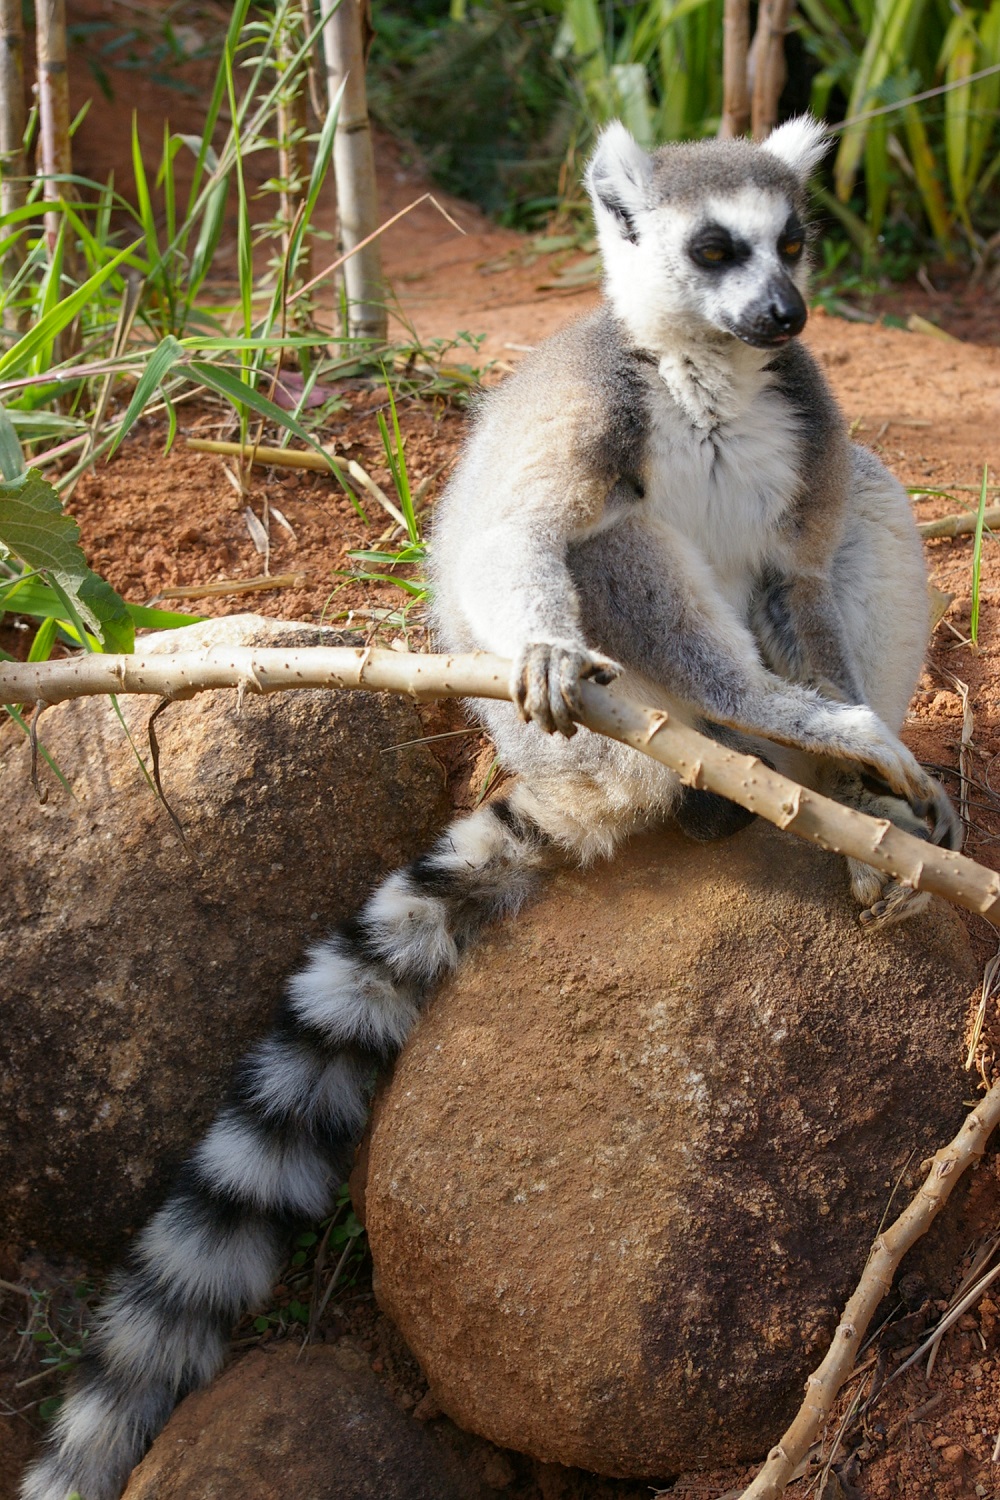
[858,878,931,932]
[850,857,930,930]
[846,787,948,931]
[512,641,621,737]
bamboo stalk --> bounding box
[317,0,387,343]
[3,646,998,923]
[720,0,751,139]
[751,0,795,140]
[34,0,71,258]
[737,1078,1000,1499]
[0,0,28,323]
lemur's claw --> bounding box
[512,642,621,738]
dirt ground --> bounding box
[6,5,1000,1498]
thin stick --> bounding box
[737,1079,1000,1500]
[918,505,1000,540]
[2,646,999,922]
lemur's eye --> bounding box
[690,234,736,269]
[781,237,804,259]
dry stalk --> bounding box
[3,646,1000,922]
[186,437,331,472]
[735,1079,1000,1500]
[918,504,1000,540]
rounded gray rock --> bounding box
[0,615,448,1262]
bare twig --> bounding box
[736,1080,1000,1500]
[3,646,1000,923]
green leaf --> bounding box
[108,335,184,458]
[0,469,133,651]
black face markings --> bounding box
[778,212,806,261]
[687,222,751,271]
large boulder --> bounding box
[365,821,977,1480]
[0,615,449,1262]
[123,1341,483,1500]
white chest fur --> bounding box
[641,357,801,604]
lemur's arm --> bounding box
[751,570,866,705]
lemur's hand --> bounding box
[512,642,621,737]
[837,707,962,850]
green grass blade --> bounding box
[0,240,140,382]
[971,464,990,646]
[106,336,184,458]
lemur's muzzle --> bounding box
[731,279,807,348]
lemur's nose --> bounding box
[769,285,807,335]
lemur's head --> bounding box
[586,118,827,355]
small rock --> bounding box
[123,1342,479,1500]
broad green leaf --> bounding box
[0,469,133,650]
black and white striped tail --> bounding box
[22,792,549,1500]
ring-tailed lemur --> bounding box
[23,116,959,1500]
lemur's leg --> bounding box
[561,514,959,849]
[21,787,565,1500]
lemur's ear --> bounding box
[586,121,652,245]
[760,116,829,180]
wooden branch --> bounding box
[318,0,386,342]
[3,645,999,922]
[720,0,751,139]
[918,505,1000,540]
[736,1078,1000,1500]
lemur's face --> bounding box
[673,188,808,348]
[586,120,825,357]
